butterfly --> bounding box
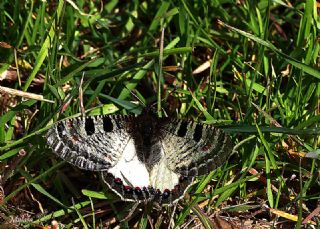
[46,111,233,205]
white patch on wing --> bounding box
[54,141,63,152]
[150,147,179,191]
[108,138,150,187]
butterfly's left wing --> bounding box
[46,115,135,171]
[158,118,233,176]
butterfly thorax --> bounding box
[133,113,163,171]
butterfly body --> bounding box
[46,112,232,205]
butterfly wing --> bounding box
[46,115,135,171]
[46,113,232,205]
[132,117,233,205]
[102,141,195,205]
[147,149,195,204]
[97,114,198,205]
[158,118,233,176]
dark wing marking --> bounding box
[158,118,233,176]
[46,115,134,171]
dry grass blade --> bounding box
[0,86,54,103]
[302,205,320,225]
[269,208,317,225]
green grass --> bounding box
[0,0,319,228]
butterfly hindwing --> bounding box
[98,114,194,204]
[46,115,135,171]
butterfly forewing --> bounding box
[46,115,134,171]
[158,117,232,176]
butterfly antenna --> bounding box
[148,85,178,118]
[151,85,179,117]
[126,86,146,108]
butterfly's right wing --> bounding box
[158,118,232,176]
[46,115,135,171]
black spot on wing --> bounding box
[57,122,65,139]
[193,124,203,142]
[102,116,113,132]
[85,117,95,135]
[177,121,188,137]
